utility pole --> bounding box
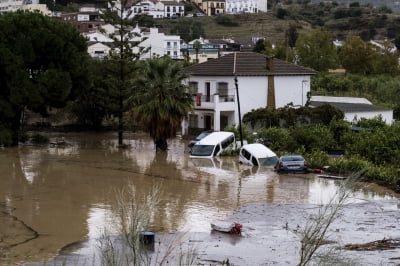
[235,76,243,147]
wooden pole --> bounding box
[235,76,243,147]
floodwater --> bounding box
[0,132,399,265]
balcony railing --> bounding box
[193,94,235,108]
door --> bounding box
[220,116,228,131]
[205,115,211,130]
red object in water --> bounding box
[229,223,243,234]
[211,219,243,234]
[313,169,323,174]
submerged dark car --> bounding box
[188,130,213,148]
[275,155,309,173]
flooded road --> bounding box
[0,132,399,265]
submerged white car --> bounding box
[239,143,278,167]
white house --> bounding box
[140,27,181,59]
[125,0,165,19]
[226,0,267,14]
[182,52,316,134]
[124,0,184,18]
[22,4,51,16]
[84,25,181,60]
[0,0,23,12]
[87,42,112,59]
[310,96,393,125]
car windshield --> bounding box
[191,145,214,156]
[282,155,304,162]
[259,156,278,166]
[196,132,210,140]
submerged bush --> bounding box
[304,150,330,169]
[31,134,49,144]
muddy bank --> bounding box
[27,199,400,266]
[0,205,38,263]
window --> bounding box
[167,41,171,47]
[221,135,234,149]
[188,114,198,128]
[174,42,177,47]
[213,144,220,156]
[188,82,198,95]
[217,82,228,96]
[241,149,251,160]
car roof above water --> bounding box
[241,143,276,158]
[195,131,234,146]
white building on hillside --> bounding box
[139,27,181,59]
[226,0,267,14]
[85,25,181,60]
[123,0,184,18]
[22,4,51,15]
[0,0,23,12]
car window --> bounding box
[213,144,220,156]
[191,145,214,156]
[251,156,259,166]
[282,155,304,161]
[259,156,278,166]
[241,149,251,160]
[221,135,234,149]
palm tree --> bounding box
[133,57,193,151]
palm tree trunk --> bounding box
[155,139,168,151]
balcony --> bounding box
[193,94,236,111]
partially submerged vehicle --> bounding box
[275,154,309,173]
[239,143,278,167]
[188,130,213,149]
[189,131,235,158]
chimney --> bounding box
[266,55,274,71]
[266,56,275,109]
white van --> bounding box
[239,143,278,167]
[189,131,235,158]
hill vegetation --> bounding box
[154,1,400,44]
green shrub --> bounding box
[0,128,12,146]
[304,150,330,169]
[289,124,335,152]
[215,15,239,26]
[365,165,400,185]
[31,134,49,144]
[276,8,289,19]
[224,124,255,144]
[256,127,296,152]
[328,155,371,174]
[18,132,30,143]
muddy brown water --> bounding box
[0,132,399,265]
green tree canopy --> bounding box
[133,57,193,150]
[339,36,374,74]
[295,28,339,71]
[101,0,146,145]
[0,11,89,145]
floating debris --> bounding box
[343,238,400,251]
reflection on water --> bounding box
[0,132,398,265]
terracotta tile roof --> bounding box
[183,52,316,76]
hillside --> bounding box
[156,2,400,44]
[311,0,400,13]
